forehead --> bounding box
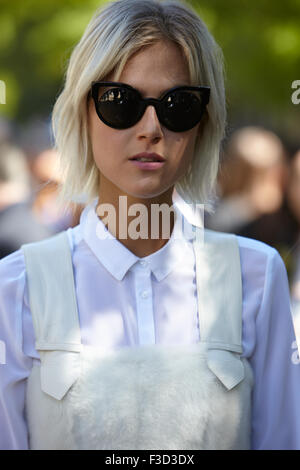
[111,40,191,96]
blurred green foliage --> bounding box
[191,0,300,145]
[0,0,299,144]
[0,0,105,121]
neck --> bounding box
[96,182,175,258]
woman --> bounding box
[0,0,299,450]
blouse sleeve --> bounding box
[0,249,38,450]
[250,247,300,449]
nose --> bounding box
[136,104,164,140]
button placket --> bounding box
[134,263,155,345]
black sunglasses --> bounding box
[90,81,210,133]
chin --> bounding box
[127,186,173,200]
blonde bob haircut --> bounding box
[52,0,226,214]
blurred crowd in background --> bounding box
[0,117,84,258]
[205,126,300,341]
[0,115,300,340]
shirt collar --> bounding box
[79,191,202,282]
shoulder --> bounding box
[0,229,71,307]
[204,228,279,268]
[236,234,286,283]
[0,249,28,350]
[236,233,277,258]
[205,230,287,308]
[235,235,289,318]
[0,227,80,281]
[0,248,28,312]
[0,247,26,282]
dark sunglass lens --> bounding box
[162,91,205,132]
[96,87,141,129]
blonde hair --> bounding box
[52,0,226,215]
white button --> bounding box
[141,290,149,299]
[139,260,148,267]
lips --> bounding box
[129,152,165,162]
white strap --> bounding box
[192,228,243,353]
[21,231,82,351]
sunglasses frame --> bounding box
[90,81,210,132]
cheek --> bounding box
[173,130,198,167]
[187,130,199,156]
[89,118,123,170]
